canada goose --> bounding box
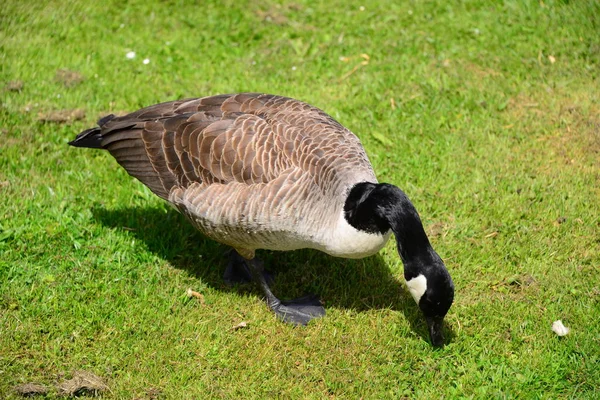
[70,93,454,346]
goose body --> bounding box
[71,93,453,346]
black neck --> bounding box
[344,182,433,265]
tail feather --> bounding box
[97,113,116,126]
[69,113,176,200]
[68,114,116,149]
[69,127,103,148]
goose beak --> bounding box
[426,316,445,347]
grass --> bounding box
[1,0,599,398]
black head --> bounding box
[405,251,454,347]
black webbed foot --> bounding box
[271,294,326,325]
[235,252,325,325]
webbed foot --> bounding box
[238,254,325,325]
[270,294,326,325]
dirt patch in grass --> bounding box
[5,80,24,92]
[57,370,109,397]
[540,108,600,171]
[506,89,600,174]
[13,383,49,397]
[490,274,538,296]
[427,220,455,239]
[506,93,545,119]
[38,109,86,123]
[254,2,303,25]
[12,371,109,397]
[459,60,503,78]
[143,387,164,399]
[55,68,85,88]
[255,9,288,25]
[557,104,600,158]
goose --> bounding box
[69,93,454,346]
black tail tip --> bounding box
[69,127,103,148]
[69,114,116,148]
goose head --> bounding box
[344,182,455,346]
[404,251,454,347]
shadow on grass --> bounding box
[92,205,455,345]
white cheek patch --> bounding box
[406,274,427,304]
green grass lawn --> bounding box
[1,0,599,398]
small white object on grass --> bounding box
[126,51,136,59]
[552,320,570,336]
[143,58,150,65]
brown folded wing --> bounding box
[96,93,377,252]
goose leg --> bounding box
[244,257,326,326]
[223,249,273,286]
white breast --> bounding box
[320,209,391,259]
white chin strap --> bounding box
[406,274,427,304]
